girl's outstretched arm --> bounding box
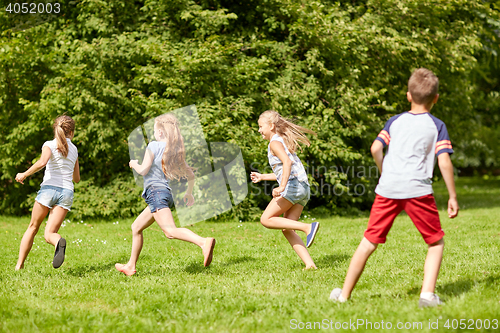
[73,158,81,183]
[250,172,277,182]
[15,146,52,184]
[129,149,154,176]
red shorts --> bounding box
[364,194,444,245]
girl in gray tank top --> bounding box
[116,114,216,276]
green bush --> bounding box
[1,0,499,218]
[69,175,145,220]
[19,175,145,220]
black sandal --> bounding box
[53,238,66,268]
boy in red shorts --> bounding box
[330,68,459,307]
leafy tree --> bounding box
[0,0,497,218]
[453,0,500,172]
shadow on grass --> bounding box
[223,255,256,266]
[407,279,473,298]
[289,253,350,270]
[316,254,350,267]
[66,262,116,277]
[484,274,500,286]
[436,274,500,297]
[182,255,257,274]
[182,261,217,275]
[436,279,473,297]
[407,274,500,299]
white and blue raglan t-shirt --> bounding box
[374,112,453,199]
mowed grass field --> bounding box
[1,177,499,332]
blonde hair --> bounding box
[53,115,75,158]
[259,110,316,154]
[408,68,439,105]
[155,114,192,180]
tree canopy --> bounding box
[0,0,499,219]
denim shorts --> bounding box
[281,178,310,207]
[35,185,74,211]
[142,186,174,213]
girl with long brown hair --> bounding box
[15,115,80,270]
[115,114,215,276]
[250,110,319,269]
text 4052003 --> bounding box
[6,2,61,14]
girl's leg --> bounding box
[260,197,312,234]
[44,205,69,246]
[153,208,205,247]
[116,207,155,274]
[282,204,316,269]
[16,202,50,270]
[153,208,215,266]
[45,205,70,269]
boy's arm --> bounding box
[371,140,384,174]
[437,153,459,218]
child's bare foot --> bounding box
[15,264,24,270]
[202,238,216,267]
[303,265,317,270]
[115,263,136,276]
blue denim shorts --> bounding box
[142,186,174,213]
[35,185,74,211]
[281,178,310,207]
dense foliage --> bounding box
[0,0,498,219]
[456,0,500,172]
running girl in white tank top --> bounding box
[15,115,80,270]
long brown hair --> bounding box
[53,115,75,157]
[259,110,316,154]
[155,114,192,180]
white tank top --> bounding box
[267,134,309,186]
[41,138,78,191]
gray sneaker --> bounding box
[329,288,346,302]
[419,294,443,308]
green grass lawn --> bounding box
[1,177,500,332]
